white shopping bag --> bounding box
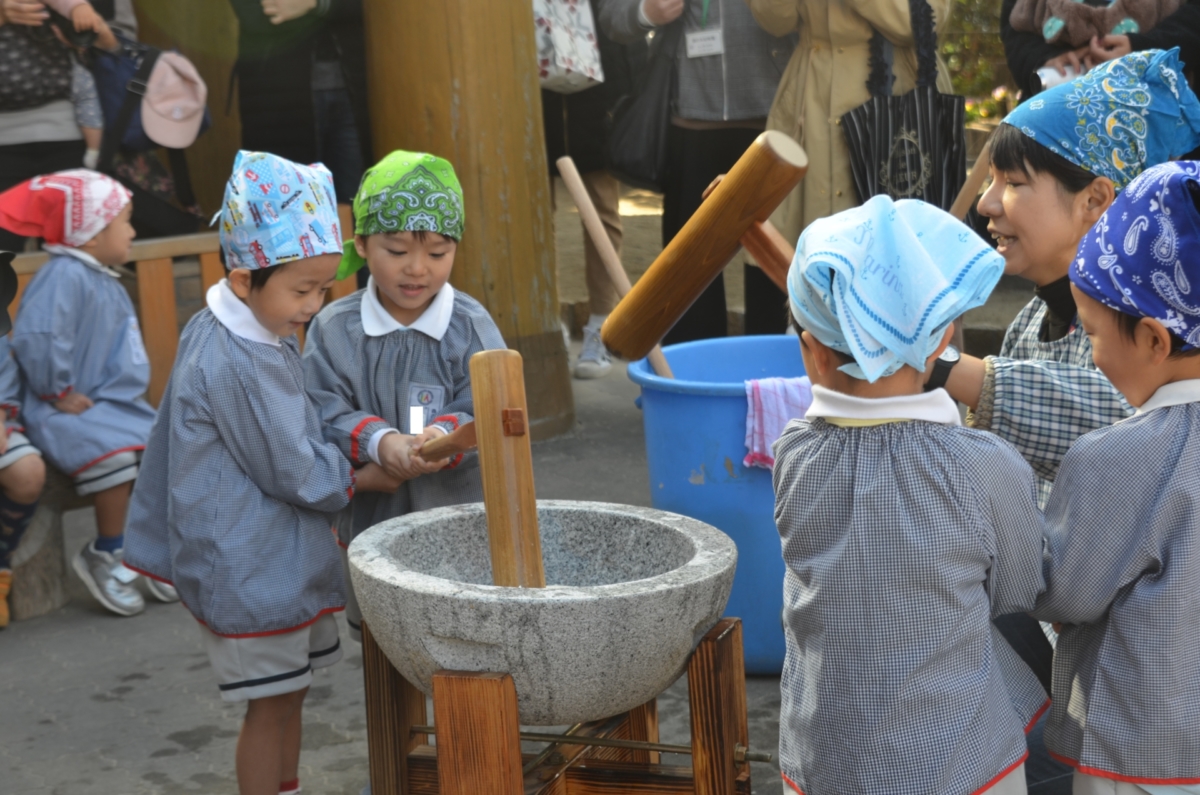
[534,0,605,94]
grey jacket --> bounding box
[598,0,793,122]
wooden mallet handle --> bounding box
[415,421,477,462]
[602,131,807,361]
[555,156,674,379]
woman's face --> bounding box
[976,163,1105,286]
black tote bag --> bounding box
[605,22,682,192]
[840,0,966,211]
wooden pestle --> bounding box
[469,349,545,588]
[555,156,674,378]
[601,131,808,362]
[415,421,478,462]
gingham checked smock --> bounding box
[1032,381,1200,784]
[303,281,505,545]
[773,386,1046,795]
[10,251,155,476]
[0,336,26,435]
[124,282,353,637]
[969,296,1132,505]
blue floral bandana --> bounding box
[1003,49,1200,192]
[788,195,1004,382]
[1073,161,1200,348]
[216,151,343,270]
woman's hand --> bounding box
[1088,34,1133,65]
[261,0,316,25]
[642,0,684,26]
[2,0,49,26]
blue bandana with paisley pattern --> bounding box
[1073,161,1200,348]
[1003,48,1200,192]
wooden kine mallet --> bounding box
[555,156,674,379]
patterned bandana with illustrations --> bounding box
[338,150,464,280]
[1073,160,1200,348]
[1003,48,1200,192]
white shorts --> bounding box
[75,449,141,496]
[199,613,343,702]
[1073,771,1196,794]
[0,431,41,471]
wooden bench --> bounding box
[8,226,358,621]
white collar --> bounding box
[42,243,121,278]
[805,384,962,425]
[360,277,455,340]
[1134,379,1200,415]
[206,279,281,347]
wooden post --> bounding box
[470,350,545,588]
[363,622,427,795]
[624,699,661,765]
[432,671,525,795]
[136,257,180,407]
[688,619,751,795]
[361,0,573,440]
[199,251,224,294]
[602,132,807,362]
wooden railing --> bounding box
[11,229,358,406]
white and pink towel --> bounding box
[744,377,813,470]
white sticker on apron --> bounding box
[408,384,445,432]
[128,317,149,366]
[686,28,724,58]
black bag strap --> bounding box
[166,148,196,209]
[97,44,161,175]
[865,0,939,97]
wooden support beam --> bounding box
[688,619,751,795]
[199,251,224,294]
[624,700,661,765]
[364,621,427,795]
[136,257,180,407]
[432,671,525,795]
[564,759,695,795]
[470,350,545,588]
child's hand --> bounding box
[378,431,446,481]
[54,392,93,415]
[91,15,117,50]
[69,3,100,31]
[354,463,403,494]
[261,0,316,24]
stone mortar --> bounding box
[349,500,737,726]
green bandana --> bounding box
[337,150,465,280]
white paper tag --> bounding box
[127,317,149,366]
[686,28,724,58]
[410,406,426,435]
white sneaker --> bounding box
[144,577,180,603]
[574,324,612,379]
[72,542,145,617]
[561,321,571,351]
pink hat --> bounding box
[141,52,208,149]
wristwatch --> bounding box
[924,345,961,392]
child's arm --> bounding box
[1031,436,1157,625]
[10,267,82,409]
[302,313,399,468]
[973,441,1047,617]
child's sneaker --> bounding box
[144,577,180,603]
[72,541,144,616]
[573,324,612,379]
[0,569,10,629]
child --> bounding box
[774,196,1046,795]
[0,333,46,629]
[1032,161,1200,791]
[123,151,399,795]
[944,48,1200,505]
[304,150,505,641]
[0,170,169,617]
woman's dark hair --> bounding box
[990,123,1098,194]
[1113,308,1200,358]
[220,247,281,289]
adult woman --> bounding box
[747,0,954,247]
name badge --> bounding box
[408,384,445,431]
[686,28,724,58]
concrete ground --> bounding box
[0,348,784,795]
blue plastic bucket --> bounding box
[628,335,805,675]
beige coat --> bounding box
[748,0,954,243]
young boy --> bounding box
[122,151,399,795]
[303,150,505,640]
[774,196,1047,795]
[0,170,170,617]
[0,333,46,629]
[1032,161,1200,791]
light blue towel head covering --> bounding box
[788,195,1004,382]
[1002,48,1200,192]
[216,150,344,270]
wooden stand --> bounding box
[362,618,752,795]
